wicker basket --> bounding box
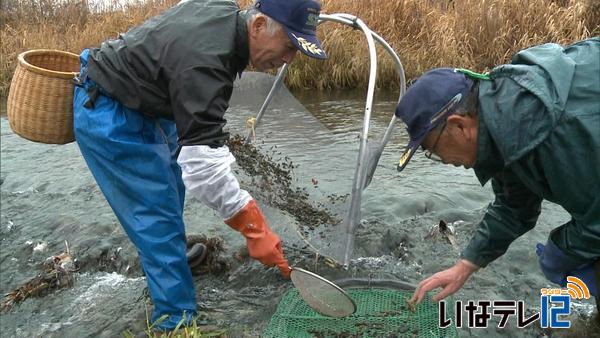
[7,49,80,144]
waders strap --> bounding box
[73,66,100,109]
[84,86,100,109]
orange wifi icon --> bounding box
[566,276,590,300]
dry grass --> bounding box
[0,0,177,97]
[1,0,598,97]
[281,0,598,90]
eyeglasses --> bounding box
[423,121,447,162]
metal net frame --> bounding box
[244,13,407,268]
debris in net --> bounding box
[1,241,78,312]
[226,134,345,230]
[404,296,417,314]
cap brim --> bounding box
[397,136,425,172]
[287,31,327,59]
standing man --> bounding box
[392,38,599,306]
[73,0,327,331]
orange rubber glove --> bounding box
[225,199,291,278]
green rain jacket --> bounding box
[463,37,600,268]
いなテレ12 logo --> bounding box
[540,276,591,328]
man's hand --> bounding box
[411,259,479,304]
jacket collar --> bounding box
[473,114,505,185]
[235,10,250,77]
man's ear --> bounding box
[447,114,477,142]
[250,15,267,37]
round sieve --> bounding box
[289,267,357,318]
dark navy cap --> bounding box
[255,0,327,59]
[395,68,474,172]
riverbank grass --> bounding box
[1,0,597,97]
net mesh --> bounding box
[227,72,375,265]
[263,287,458,338]
[227,72,403,266]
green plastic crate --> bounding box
[263,287,459,337]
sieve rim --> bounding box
[290,267,357,317]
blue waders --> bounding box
[73,49,197,330]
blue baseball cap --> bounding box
[255,0,327,59]
[395,68,475,172]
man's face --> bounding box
[248,16,298,71]
[421,113,479,169]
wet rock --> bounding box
[425,220,459,251]
[75,240,141,276]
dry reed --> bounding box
[280,0,598,90]
[0,0,177,97]
[1,0,598,97]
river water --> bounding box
[0,72,595,337]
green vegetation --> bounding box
[122,308,229,337]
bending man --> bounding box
[73,0,327,331]
[393,38,599,306]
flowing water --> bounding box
[0,72,595,337]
